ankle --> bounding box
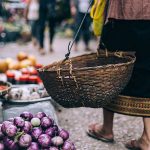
[142,133,150,142]
[102,125,113,136]
[140,135,150,149]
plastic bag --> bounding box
[90,0,107,36]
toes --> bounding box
[88,123,101,133]
[94,124,102,133]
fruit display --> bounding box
[5,67,43,85]
[0,52,39,73]
[17,52,28,62]
[0,59,8,73]
[0,112,76,150]
[0,52,43,85]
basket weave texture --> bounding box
[38,52,136,108]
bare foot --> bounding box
[39,48,46,55]
[125,138,150,150]
[32,38,38,46]
[49,47,54,53]
[125,140,141,150]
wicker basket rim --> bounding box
[38,52,136,72]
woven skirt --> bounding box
[101,20,150,116]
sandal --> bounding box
[86,123,114,143]
[49,47,54,53]
[125,140,141,150]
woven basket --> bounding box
[38,52,136,108]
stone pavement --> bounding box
[0,36,98,65]
[0,37,143,150]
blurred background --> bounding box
[0,0,99,106]
[0,0,97,66]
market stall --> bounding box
[0,50,76,149]
[0,0,31,44]
[0,104,76,149]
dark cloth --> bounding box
[39,0,56,19]
[74,12,91,45]
[29,20,39,39]
[0,3,3,16]
[101,20,150,98]
[38,18,56,48]
[38,0,56,48]
[48,18,55,44]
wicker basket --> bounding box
[38,52,136,108]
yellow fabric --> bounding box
[90,0,106,36]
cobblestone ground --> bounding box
[0,37,143,150]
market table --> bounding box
[0,98,58,124]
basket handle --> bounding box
[57,59,73,77]
[97,49,128,58]
[56,59,79,89]
[63,0,94,63]
[97,48,109,57]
